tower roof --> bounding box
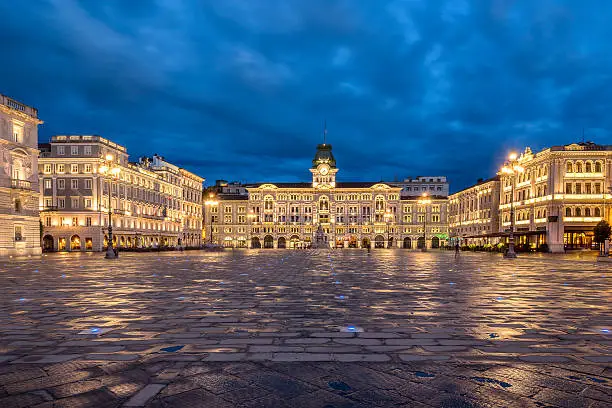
[312,144,336,168]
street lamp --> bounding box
[98,154,121,259]
[204,194,219,245]
[417,193,432,251]
[247,209,256,248]
[501,152,525,258]
[383,209,393,248]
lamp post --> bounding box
[501,152,525,258]
[417,193,432,251]
[383,209,393,248]
[204,194,219,245]
[247,209,256,248]
[98,154,121,259]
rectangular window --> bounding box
[72,217,78,226]
[14,225,23,241]
[71,198,79,208]
[57,164,65,173]
[45,217,51,227]
[85,179,92,189]
[58,198,65,208]
[71,146,78,155]
[565,183,572,194]
[43,164,52,174]
[57,146,65,155]
[84,146,92,155]
[58,179,65,189]
[71,179,78,189]
[71,164,79,173]
[12,123,24,143]
[44,179,52,189]
[84,164,92,173]
[45,198,52,208]
[86,217,92,227]
[575,184,581,194]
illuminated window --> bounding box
[12,123,24,143]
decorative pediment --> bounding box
[565,143,584,151]
[371,183,392,190]
[258,183,279,190]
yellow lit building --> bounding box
[498,143,612,252]
[0,94,44,256]
[207,143,449,249]
[38,135,204,252]
[448,176,501,245]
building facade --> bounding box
[448,176,501,245]
[207,144,449,249]
[390,176,449,197]
[0,94,43,256]
[498,143,612,252]
[38,135,204,252]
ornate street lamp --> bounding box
[383,208,393,248]
[98,154,121,259]
[501,152,525,258]
[247,209,256,248]
[417,193,432,252]
[204,194,219,245]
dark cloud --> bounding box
[1,0,611,191]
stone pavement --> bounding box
[0,249,610,407]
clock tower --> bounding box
[310,143,338,189]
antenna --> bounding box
[582,128,585,143]
[323,119,327,145]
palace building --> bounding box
[207,143,449,249]
[38,135,204,252]
[497,143,612,252]
[0,94,44,256]
[448,176,501,245]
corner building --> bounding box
[0,94,43,256]
[498,143,612,252]
[38,136,204,252]
[212,144,449,249]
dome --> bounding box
[312,144,336,168]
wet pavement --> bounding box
[0,249,610,407]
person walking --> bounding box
[454,241,460,257]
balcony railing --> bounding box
[10,179,31,189]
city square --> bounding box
[0,250,610,407]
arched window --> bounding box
[576,162,583,173]
[595,208,601,217]
[566,208,572,217]
[595,162,602,173]
[264,196,274,210]
[575,208,581,216]
[375,196,385,211]
[585,162,592,173]
[566,162,573,173]
[585,208,591,217]
[319,196,329,211]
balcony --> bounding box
[10,179,31,189]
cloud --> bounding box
[1,0,611,191]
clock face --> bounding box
[319,164,329,175]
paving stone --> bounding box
[124,384,166,406]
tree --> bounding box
[593,220,611,255]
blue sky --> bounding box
[1,0,611,191]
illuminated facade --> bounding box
[208,144,449,249]
[448,176,501,245]
[498,143,612,252]
[0,94,43,256]
[38,136,204,252]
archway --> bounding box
[43,235,54,251]
[119,236,126,248]
[70,235,81,251]
[388,236,394,248]
[264,235,274,248]
[290,235,300,249]
[361,237,371,249]
[348,235,357,248]
[251,237,261,249]
[403,237,412,249]
[277,237,286,249]
[417,236,425,249]
[431,236,440,249]
[374,235,385,248]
